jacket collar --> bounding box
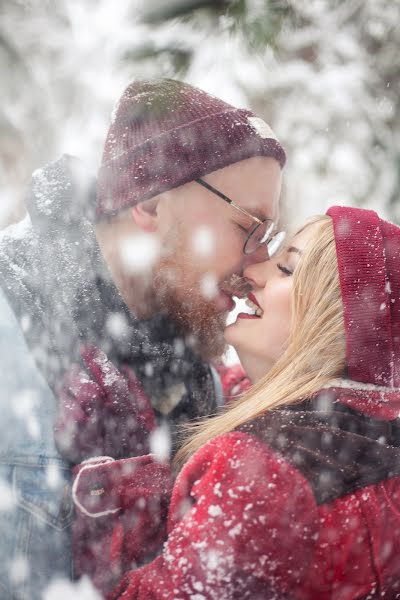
[239,386,400,505]
[323,379,400,421]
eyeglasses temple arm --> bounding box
[196,178,233,205]
[195,179,263,225]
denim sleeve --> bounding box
[0,289,73,599]
[210,364,224,408]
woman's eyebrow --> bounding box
[287,246,302,255]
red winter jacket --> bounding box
[214,362,251,400]
[107,384,400,600]
[70,362,250,595]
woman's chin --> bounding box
[224,319,257,349]
[223,321,240,348]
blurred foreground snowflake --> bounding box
[43,575,101,600]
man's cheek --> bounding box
[199,273,219,301]
[191,226,216,259]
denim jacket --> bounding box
[0,288,73,599]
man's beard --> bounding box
[153,257,227,361]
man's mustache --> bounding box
[221,274,253,299]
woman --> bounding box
[78,205,400,598]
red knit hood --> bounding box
[327,206,400,394]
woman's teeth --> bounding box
[244,298,263,317]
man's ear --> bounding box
[131,197,159,232]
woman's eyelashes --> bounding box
[277,263,294,276]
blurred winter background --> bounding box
[1,0,399,230]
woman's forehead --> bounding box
[290,220,323,252]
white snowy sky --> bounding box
[1,0,398,229]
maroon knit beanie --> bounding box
[96,79,286,218]
[327,206,400,388]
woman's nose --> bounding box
[243,258,271,289]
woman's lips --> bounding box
[247,292,262,311]
[237,312,260,319]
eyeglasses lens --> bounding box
[244,221,275,254]
[267,231,286,256]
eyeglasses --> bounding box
[195,178,285,256]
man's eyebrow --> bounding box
[236,209,273,223]
[287,246,302,255]
[255,212,271,222]
[241,210,273,223]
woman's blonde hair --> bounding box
[175,216,346,467]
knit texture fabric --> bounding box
[327,206,400,387]
[96,79,286,218]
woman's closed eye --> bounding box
[277,263,294,276]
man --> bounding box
[0,79,284,598]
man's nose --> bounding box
[240,244,269,272]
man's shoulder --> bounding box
[0,286,37,367]
[0,214,33,246]
[0,214,35,276]
[0,285,57,407]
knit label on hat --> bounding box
[247,117,278,140]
